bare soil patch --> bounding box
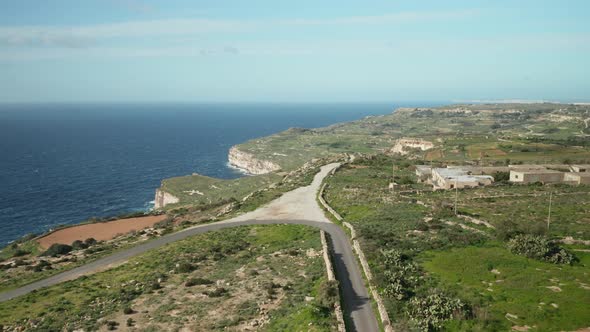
[37,215,167,248]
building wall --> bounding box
[511,171,563,184]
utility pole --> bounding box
[547,191,553,231]
[454,178,458,215]
[391,163,395,193]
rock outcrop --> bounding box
[390,138,434,155]
[154,189,179,209]
[228,146,281,175]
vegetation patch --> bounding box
[0,225,339,331]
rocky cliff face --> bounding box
[154,189,179,209]
[228,146,281,175]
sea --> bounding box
[0,102,441,246]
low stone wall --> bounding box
[320,230,346,332]
[319,183,343,221]
[318,165,394,332]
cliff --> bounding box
[228,146,281,175]
[154,188,179,209]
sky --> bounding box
[0,0,588,103]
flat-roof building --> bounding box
[431,168,494,190]
[509,169,564,184]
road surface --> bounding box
[0,164,379,332]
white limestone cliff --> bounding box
[154,189,179,209]
[228,146,280,175]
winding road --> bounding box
[0,164,379,332]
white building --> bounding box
[431,168,494,190]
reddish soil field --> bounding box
[36,215,167,249]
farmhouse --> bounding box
[415,165,433,182]
[509,169,564,184]
[431,168,494,190]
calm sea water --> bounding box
[0,102,439,246]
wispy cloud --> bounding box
[0,10,477,49]
[281,9,478,25]
[0,19,249,48]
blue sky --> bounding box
[0,0,588,103]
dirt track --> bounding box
[36,215,167,249]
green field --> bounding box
[421,245,590,331]
[0,225,338,331]
[323,153,590,331]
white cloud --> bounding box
[0,10,477,49]
[280,9,478,25]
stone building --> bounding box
[431,168,494,190]
[509,169,564,184]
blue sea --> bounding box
[0,102,439,246]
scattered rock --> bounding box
[546,286,562,292]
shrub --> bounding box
[185,277,213,287]
[492,171,510,183]
[84,238,97,246]
[12,249,30,257]
[176,262,194,273]
[71,240,88,250]
[317,280,339,308]
[123,307,134,315]
[407,292,467,331]
[41,244,73,257]
[105,320,119,330]
[126,318,134,327]
[381,249,419,300]
[507,234,577,265]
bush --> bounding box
[317,280,339,308]
[126,318,134,327]
[71,240,88,250]
[84,238,97,246]
[123,307,134,315]
[381,249,419,300]
[41,244,73,257]
[185,277,213,287]
[407,292,467,331]
[507,234,577,265]
[12,249,30,257]
[175,262,194,273]
[492,171,510,183]
[105,320,119,330]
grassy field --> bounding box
[415,184,590,240]
[159,172,282,208]
[323,154,590,331]
[421,245,590,331]
[0,225,339,331]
